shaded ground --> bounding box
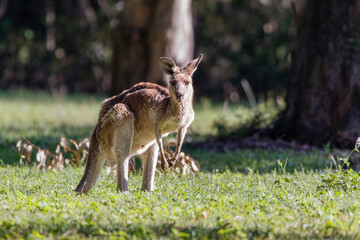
[187,136,318,153]
[186,135,360,172]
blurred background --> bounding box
[0,0,293,101]
[1,0,359,154]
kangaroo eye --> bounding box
[185,82,190,86]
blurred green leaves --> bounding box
[1,0,293,99]
[194,0,293,99]
[0,1,115,92]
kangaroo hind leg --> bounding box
[140,143,159,192]
[111,104,135,192]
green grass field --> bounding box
[1,90,360,239]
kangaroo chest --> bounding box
[161,117,183,133]
[160,109,193,134]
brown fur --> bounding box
[75,54,203,194]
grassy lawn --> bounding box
[1,89,359,239]
[2,167,360,239]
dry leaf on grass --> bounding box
[201,209,210,219]
[17,137,90,171]
[36,149,48,169]
[156,139,201,175]
[60,137,89,167]
[17,137,199,175]
[16,140,33,166]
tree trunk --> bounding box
[111,0,194,95]
[0,0,8,19]
[271,0,360,148]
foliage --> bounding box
[0,0,118,93]
[16,137,200,175]
[60,137,90,167]
[190,98,254,139]
[16,139,33,166]
[194,0,293,99]
[318,138,360,193]
[16,137,89,170]
[213,98,285,139]
[0,0,293,99]
[159,139,200,175]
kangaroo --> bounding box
[75,54,203,194]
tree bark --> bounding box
[110,0,194,95]
[0,0,8,19]
[271,0,360,148]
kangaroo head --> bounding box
[159,54,203,102]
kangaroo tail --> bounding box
[75,125,105,194]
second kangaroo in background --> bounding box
[75,54,203,194]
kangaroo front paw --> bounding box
[160,156,169,171]
[167,157,178,167]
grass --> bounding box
[0,89,101,164]
[2,167,360,239]
[1,89,360,239]
[190,97,253,137]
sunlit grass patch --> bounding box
[0,89,101,164]
[1,166,360,239]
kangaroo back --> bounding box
[100,82,169,117]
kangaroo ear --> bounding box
[159,57,177,75]
[183,54,203,76]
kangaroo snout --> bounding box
[176,91,184,100]
[175,85,185,100]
